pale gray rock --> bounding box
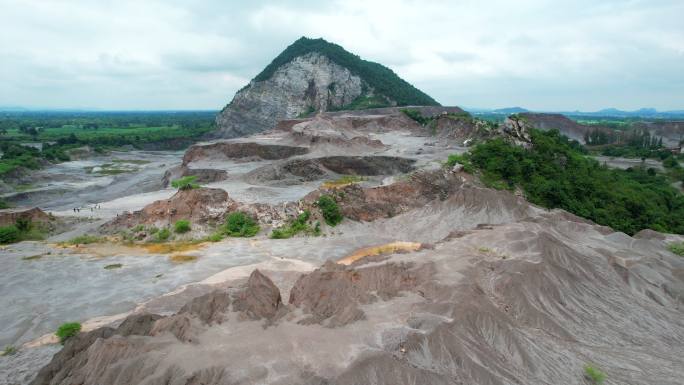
[214,53,365,138]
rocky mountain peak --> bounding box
[213,37,439,138]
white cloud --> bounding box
[0,0,682,110]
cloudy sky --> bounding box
[1,0,682,111]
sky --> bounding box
[0,0,683,111]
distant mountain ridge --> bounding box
[467,107,684,119]
[213,37,439,138]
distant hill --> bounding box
[213,37,439,138]
[492,107,528,114]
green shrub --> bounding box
[317,195,343,226]
[65,234,102,245]
[446,153,474,173]
[206,232,224,242]
[174,220,191,233]
[56,322,81,344]
[669,242,684,256]
[171,175,199,191]
[1,345,17,356]
[223,212,260,237]
[155,228,171,242]
[0,225,20,244]
[148,226,159,234]
[584,364,606,385]
[270,211,317,239]
[15,217,32,232]
[131,224,145,232]
[0,200,9,209]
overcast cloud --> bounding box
[1,0,682,110]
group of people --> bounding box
[72,204,103,213]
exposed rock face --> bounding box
[102,188,235,230]
[161,165,228,187]
[633,120,684,148]
[0,207,51,227]
[513,112,601,143]
[232,269,284,321]
[289,261,433,327]
[245,156,416,185]
[182,142,308,165]
[30,313,161,385]
[214,53,365,138]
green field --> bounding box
[0,110,217,183]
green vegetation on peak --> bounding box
[252,37,439,107]
[450,129,684,235]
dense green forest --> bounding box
[0,111,215,178]
[449,129,684,235]
[251,37,439,107]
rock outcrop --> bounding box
[162,165,228,187]
[289,261,433,327]
[511,112,601,143]
[0,207,51,227]
[212,37,439,138]
[182,142,308,165]
[245,156,416,185]
[102,188,235,230]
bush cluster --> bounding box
[174,220,191,233]
[223,212,260,237]
[317,195,343,227]
[271,211,319,239]
[55,322,81,344]
[454,129,684,235]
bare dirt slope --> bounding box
[30,191,684,385]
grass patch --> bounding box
[668,242,684,256]
[206,232,224,242]
[223,212,260,237]
[317,195,343,226]
[1,345,17,356]
[142,240,204,254]
[584,364,606,385]
[169,254,197,263]
[270,211,319,239]
[111,159,150,165]
[63,234,104,245]
[322,175,365,189]
[171,175,199,191]
[56,322,81,344]
[130,224,145,232]
[104,263,123,270]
